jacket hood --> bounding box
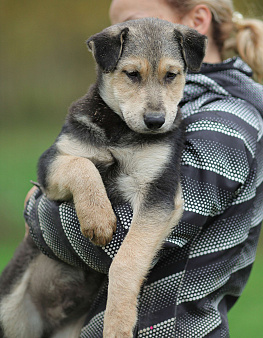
[182,57,263,117]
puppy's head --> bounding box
[87,18,207,134]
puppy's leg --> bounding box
[27,254,105,335]
[0,237,44,338]
[0,265,44,338]
[45,154,117,246]
[0,239,105,337]
[103,189,183,337]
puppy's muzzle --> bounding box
[144,113,165,130]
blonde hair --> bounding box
[167,0,263,81]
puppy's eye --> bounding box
[124,70,141,82]
[165,72,177,82]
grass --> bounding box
[228,253,263,336]
[0,125,60,241]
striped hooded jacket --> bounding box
[25,57,263,337]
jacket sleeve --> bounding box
[24,187,133,274]
[165,98,260,249]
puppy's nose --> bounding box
[144,114,165,130]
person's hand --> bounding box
[24,186,38,238]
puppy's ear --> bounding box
[87,27,129,72]
[174,26,208,72]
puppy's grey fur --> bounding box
[0,18,207,337]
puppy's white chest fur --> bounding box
[109,143,172,207]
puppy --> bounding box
[0,18,207,337]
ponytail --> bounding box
[224,12,263,81]
[233,17,263,81]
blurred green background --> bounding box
[0,0,262,336]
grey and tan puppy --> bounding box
[0,18,207,337]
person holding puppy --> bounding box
[17,0,263,336]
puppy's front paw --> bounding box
[81,207,117,247]
[76,200,117,247]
